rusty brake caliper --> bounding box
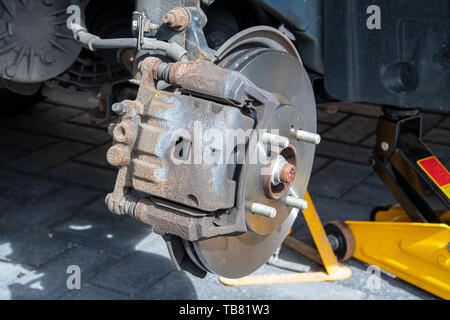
[105,57,280,270]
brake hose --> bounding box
[67,0,188,62]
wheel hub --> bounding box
[262,144,298,200]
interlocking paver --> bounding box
[45,162,115,192]
[0,186,102,231]
[361,133,377,148]
[39,122,111,145]
[77,197,126,225]
[317,122,331,134]
[2,245,121,300]
[316,140,372,165]
[0,260,30,289]
[323,115,378,143]
[0,106,83,132]
[90,251,173,297]
[0,169,64,200]
[439,117,450,130]
[343,182,396,206]
[0,224,73,268]
[8,141,91,174]
[421,112,445,134]
[75,144,111,169]
[364,173,385,187]
[0,195,25,217]
[424,128,450,145]
[0,147,27,167]
[309,161,373,199]
[311,156,332,174]
[0,128,56,152]
[50,217,151,256]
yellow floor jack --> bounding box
[219,193,450,300]
[328,206,450,300]
[219,191,353,286]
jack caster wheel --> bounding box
[324,221,355,262]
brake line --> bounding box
[67,0,188,62]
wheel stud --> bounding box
[246,202,277,219]
[262,133,290,148]
[283,196,308,210]
[295,130,321,145]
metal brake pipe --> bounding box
[68,1,188,62]
[71,27,188,62]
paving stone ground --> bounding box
[0,99,448,300]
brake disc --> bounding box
[184,40,317,278]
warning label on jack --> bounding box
[417,156,450,199]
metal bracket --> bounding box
[132,11,145,51]
[132,11,159,51]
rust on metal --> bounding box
[262,145,298,200]
[169,59,230,92]
[280,163,296,183]
[106,56,254,219]
[162,7,191,31]
[106,144,131,167]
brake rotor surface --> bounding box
[185,44,317,278]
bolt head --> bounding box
[381,141,390,152]
[111,102,128,116]
[162,8,189,31]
